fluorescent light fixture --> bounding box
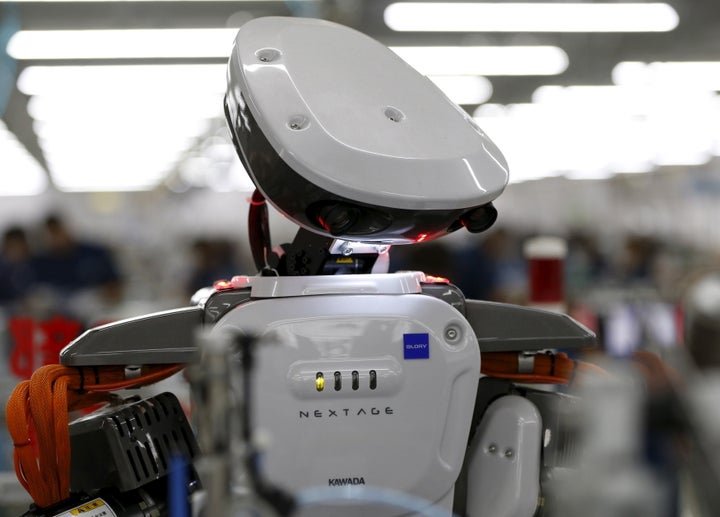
[390,46,568,76]
[8,28,239,59]
[532,84,718,120]
[37,140,214,193]
[427,75,492,104]
[29,94,223,121]
[385,2,679,33]
[0,121,48,196]
[18,65,227,96]
[613,61,720,91]
[19,64,229,191]
[40,115,213,191]
[471,84,720,183]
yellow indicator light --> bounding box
[316,373,325,392]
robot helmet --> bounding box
[225,17,509,244]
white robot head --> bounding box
[225,17,509,244]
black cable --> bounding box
[77,366,85,393]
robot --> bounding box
[9,17,595,517]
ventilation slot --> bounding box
[69,392,200,494]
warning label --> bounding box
[54,498,117,517]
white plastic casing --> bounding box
[227,271,425,298]
[227,16,508,211]
[465,395,542,517]
[212,280,480,516]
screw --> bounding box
[487,444,497,454]
[259,56,268,62]
[446,328,458,340]
[504,448,514,458]
[343,247,353,256]
[288,116,309,131]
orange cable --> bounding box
[479,371,570,384]
[6,364,184,508]
[480,351,609,384]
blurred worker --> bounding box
[619,235,661,285]
[32,214,123,306]
[185,238,242,296]
[451,228,527,303]
[0,226,35,306]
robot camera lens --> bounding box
[460,203,498,234]
[315,203,361,236]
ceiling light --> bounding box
[427,75,492,104]
[30,99,217,192]
[18,65,227,96]
[18,64,228,192]
[390,46,568,76]
[0,121,48,196]
[613,61,720,91]
[40,116,213,191]
[385,2,679,33]
[48,161,174,192]
[472,84,720,182]
[28,93,223,121]
[8,28,239,60]
[43,125,202,192]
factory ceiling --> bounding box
[1,0,719,193]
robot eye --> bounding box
[459,203,498,234]
[315,202,362,236]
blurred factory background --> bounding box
[1,1,720,515]
[1,0,720,354]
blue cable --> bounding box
[168,454,189,517]
[296,486,459,517]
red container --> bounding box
[524,237,567,308]
[528,257,564,304]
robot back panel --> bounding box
[212,288,480,516]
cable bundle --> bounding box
[5,363,184,508]
[481,351,607,384]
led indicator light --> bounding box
[334,371,342,391]
[424,275,450,284]
[351,370,359,390]
[369,370,377,390]
[213,279,233,291]
[315,372,325,392]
